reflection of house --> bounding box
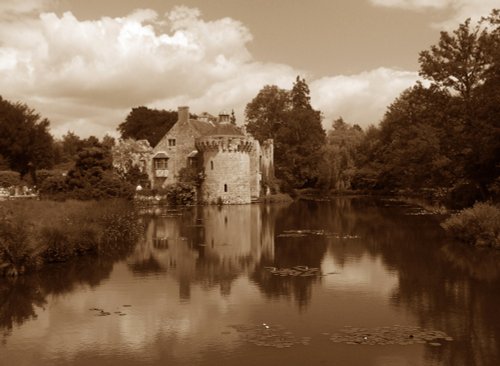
[149,106,274,204]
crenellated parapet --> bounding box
[195,136,254,153]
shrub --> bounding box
[0,200,144,276]
[165,182,196,205]
[0,170,22,188]
[0,210,42,276]
[441,202,500,248]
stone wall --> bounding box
[249,138,262,199]
[197,136,252,204]
[152,119,198,189]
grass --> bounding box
[0,199,143,276]
[441,202,500,249]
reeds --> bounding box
[0,199,143,276]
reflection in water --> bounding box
[0,198,499,366]
[128,205,281,299]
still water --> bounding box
[1,198,499,366]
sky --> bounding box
[0,0,497,138]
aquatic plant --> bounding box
[0,200,144,276]
[442,202,500,248]
[0,210,42,276]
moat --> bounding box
[1,198,499,366]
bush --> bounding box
[0,170,22,188]
[0,200,144,276]
[441,202,500,248]
[165,183,196,205]
[0,210,42,276]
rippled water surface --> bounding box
[1,198,500,366]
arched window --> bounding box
[224,184,227,192]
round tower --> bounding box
[195,135,253,204]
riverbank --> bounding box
[295,188,500,249]
[0,199,143,277]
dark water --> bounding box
[1,198,500,366]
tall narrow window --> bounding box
[210,161,214,170]
[224,184,227,192]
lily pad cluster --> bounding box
[230,324,311,348]
[89,305,131,317]
[264,265,320,277]
[328,325,453,346]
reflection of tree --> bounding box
[0,277,46,344]
[128,204,286,298]
[0,256,115,344]
[342,198,500,366]
[250,200,329,309]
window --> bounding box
[224,184,227,192]
[210,161,214,170]
[168,139,176,147]
[155,158,168,169]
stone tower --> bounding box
[196,133,254,204]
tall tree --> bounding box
[0,96,54,179]
[245,85,290,142]
[245,77,325,189]
[118,106,177,147]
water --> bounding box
[1,198,499,366]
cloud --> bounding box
[370,0,498,28]
[310,68,420,128]
[0,4,417,138]
[0,5,301,137]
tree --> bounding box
[245,77,325,189]
[118,106,177,147]
[318,118,364,191]
[245,85,290,142]
[0,96,54,180]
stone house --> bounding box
[149,106,274,204]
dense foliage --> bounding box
[352,10,500,206]
[0,200,144,276]
[245,76,325,189]
[0,96,54,180]
[118,106,178,147]
[442,202,500,248]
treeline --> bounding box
[247,10,499,208]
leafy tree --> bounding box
[245,77,325,189]
[0,96,54,180]
[118,106,177,147]
[245,85,290,142]
[318,118,364,191]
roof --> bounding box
[153,152,168,158]
[206,122,244,137]
[188,119,215,136]
[187,119,244,137]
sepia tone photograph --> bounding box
[0,1,499,365]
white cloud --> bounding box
[370,0,498,29]
[0,5,418,138]
[0,6,300,137]
[370,0,450,10]
[310,68,420,128]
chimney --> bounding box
[178,106,189,124]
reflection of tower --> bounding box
[128,205,279,299]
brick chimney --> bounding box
[178,106,189,124]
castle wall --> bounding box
[249,139,261,199]
[197,136,253,204]
[152,118,197,189]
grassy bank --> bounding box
[0,200,143,276]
